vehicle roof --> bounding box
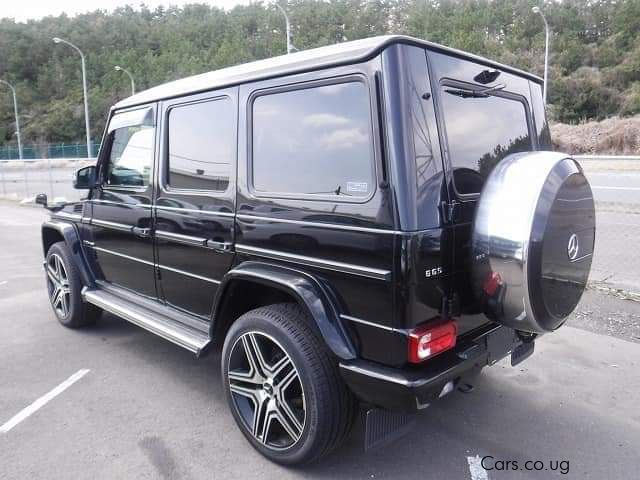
[115,34,543,109]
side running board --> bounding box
[82,287,211,356]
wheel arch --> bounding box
[42,219,95,288]
[42,225,65,256]
[212,261,356,360]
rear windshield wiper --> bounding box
[445,83,506,98]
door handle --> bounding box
[132,227,151,238]
[206,240,233,252]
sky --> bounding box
[1,1,251,22]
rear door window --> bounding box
[440,85,532,195]
[166,97,234,192]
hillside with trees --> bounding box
[0,0,639,151]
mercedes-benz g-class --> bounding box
[37,35,595,465]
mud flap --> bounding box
[511,340,535,366]
[364,408,416,451]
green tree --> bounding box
[0,0,639,150]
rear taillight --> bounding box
[408,320,457,363]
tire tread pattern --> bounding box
[224,302,356,464]
[47,241,101,328]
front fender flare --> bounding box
[42,219,95,288]
[213,261,356,360]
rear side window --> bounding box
[167,97,234,192]
[440,87,532,195]
[251,81,375,199]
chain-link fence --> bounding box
[0,142,100,160]
[1,154,639,293]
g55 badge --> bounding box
[425,267,443,278]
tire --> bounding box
[221,303,356,465]
[45,241,101,328]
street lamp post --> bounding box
[114,65,135,95]
[275,3,293,54]
[0,79,28,195]
[0,79,23,160]
[532,6,550,105]
[53,37,92,158]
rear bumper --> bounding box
[339,324,523,413]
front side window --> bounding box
[252,81,375,199]
[440,86,532,195]
[106,125,155,188]
[167,97,234,192]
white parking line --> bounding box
[0,369,90,434]
[467,455,489,480]
[0,280,7,286]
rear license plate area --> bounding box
[485,327,519,365]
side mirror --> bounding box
[73,165,97,190]
[35,193,48,207]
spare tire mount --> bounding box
[471,152,596,334]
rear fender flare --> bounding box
[213,261,356,360]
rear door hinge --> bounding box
[441,293,461,318]
[440,200,458,223]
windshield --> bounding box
[441,87,532,195]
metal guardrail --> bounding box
[574,154,640,161]
[1,154,639,292]
[565,154,640,292]
[0,157,95,200]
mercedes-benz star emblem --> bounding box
[567,233,580,261]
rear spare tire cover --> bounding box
[471,152,595,333]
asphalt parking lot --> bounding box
[1,200,639,479]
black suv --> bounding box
[38,35,595,465]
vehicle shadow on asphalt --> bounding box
[78,313,630,479]
[83,312,225,400]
